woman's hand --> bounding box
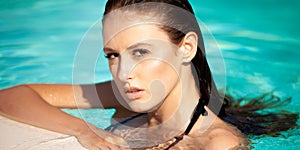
[76,124,129,150]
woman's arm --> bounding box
[25,81,123,109]
[0,84,127,149]
[25,81,117,108]
[27,81,136,117]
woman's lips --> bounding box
[124,86,145,100]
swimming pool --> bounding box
[0,0,299,149]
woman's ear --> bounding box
[179,32,198,63]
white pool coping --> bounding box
[0,115,86,150]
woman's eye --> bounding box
[105,53,119,59]
[132,49,149,57]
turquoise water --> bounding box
[0,0,299,149]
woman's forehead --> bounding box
[104,24,171,51]
[102,11,162,46]
[102,2,194,44]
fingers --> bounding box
[76,124,130,150]
[84,142,120,150]
[103,139,130,150]
[94,142,128,150]
[89,145,109,150]
[76,132,129,150]
[105,136,129,147]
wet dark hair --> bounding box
[103,0,299,139]
[223,92,299,136]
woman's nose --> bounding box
[117,56,135,82]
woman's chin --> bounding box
[127,100,162,113]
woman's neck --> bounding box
[148,64,200,131]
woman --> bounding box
[100,1,246,149]
[0,0,297,149]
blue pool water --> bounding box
[0,0,299,149]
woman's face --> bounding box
[103,25,184,112]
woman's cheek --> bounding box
[139,60,179,88]
[109,64,118,79]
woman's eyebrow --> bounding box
[127,42,152,50]
[103,43,152,53]
[103,47,117,53]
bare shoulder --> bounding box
[204,118,249,150]
[205,127,241,150]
